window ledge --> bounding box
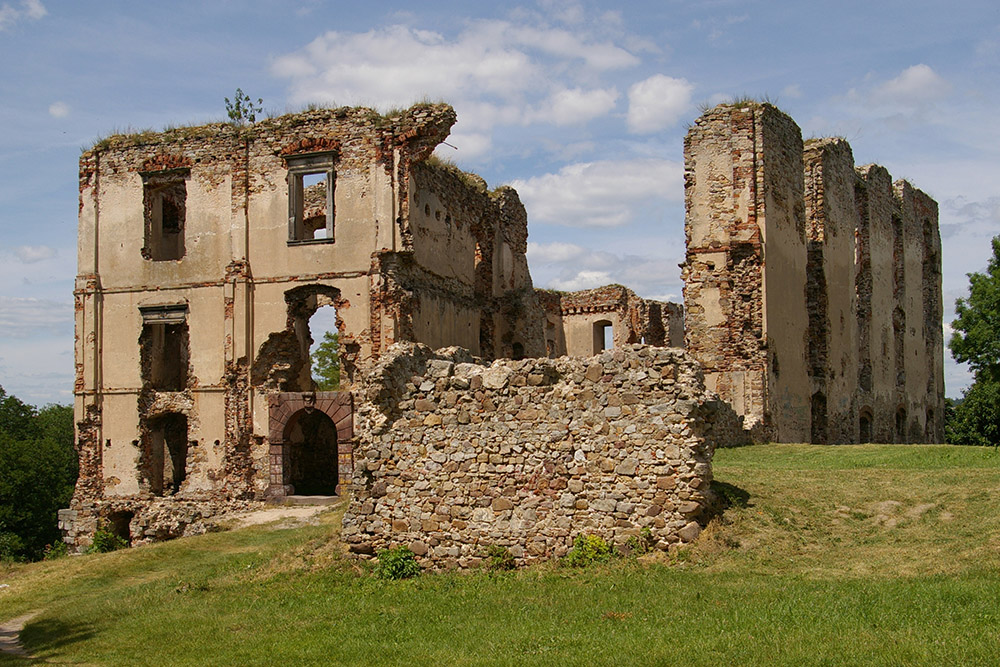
[287,238,336,246]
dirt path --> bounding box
[0,610,40,658]
[227,499,342,529]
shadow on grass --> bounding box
[710,480,751,509]
[19,618,96,660]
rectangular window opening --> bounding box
[287,153,336,243]
[140,305,189,391]
[142,169,188,261]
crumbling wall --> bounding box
[537,285,683,358]
[855,165,897,442]
[803,139,859,443]
[682,102,943,444]
[342,343,744,569]
[682,103,809,441]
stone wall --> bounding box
[682,102,943,443]
[341,342,745,569]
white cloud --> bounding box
[626,74,693,133]
[527,241,589,264]
[271,21,638,139]
[782,84,802,99]
[512,158,683,228]
[530,87,619,126]
[0,296,72,338]
[0,0,45,30]
[527,241,684,302]
[15,245,56,263]
[871,64,951,107]
[550,270,614,291]
[48,101,69,118]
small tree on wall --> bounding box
[225,89,263,126]
[311,331,340,390]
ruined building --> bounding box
[63,104,551,545]
[681,102,943,443]
[62,100,944,559]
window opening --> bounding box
[593,320,613,354]
[859,410,873,443]
[287,152,336,243]
[895,407,907,443]
[309,305,340,390]
[810,392,828,444]
[148,413,188,496]
[142,169,188,261]
[139,305,189,391]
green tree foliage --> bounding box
[225,88,263,125]
[945,380,1000,447]
[311,331,340,390]
[0,386,78,561]
[949,236,1000,445]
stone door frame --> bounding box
[267,391,353,497]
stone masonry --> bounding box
[682,102,943,443]
[341,342,744,569]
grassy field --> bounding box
[3,444,1000,665]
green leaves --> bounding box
[951,236,1000,382]
[311,330,340,391]
[224,88,263,126]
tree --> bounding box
[311,331,340,390]
[0,386,78,560]
[224,88,263,126]
[948,236,1000,445]
[950,236,1000,382]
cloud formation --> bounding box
[48,101,69,118]
[511,158,683,227]
[0,0,45,30]
[271,20,641,157]
[15,245,56,263]
[0,296,72,338]
[626,74,693,133]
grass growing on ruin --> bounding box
[4,444,1000,665]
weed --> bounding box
[373,545,421,580]
[484,545,515,572]
[88,525,128,554]
[563,534,612,567]
[42,541,69,560]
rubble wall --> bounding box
[342,343,744,569]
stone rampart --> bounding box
[341,342,744,569]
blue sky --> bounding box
[0,0,997,405]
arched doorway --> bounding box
[267,391,354,498]
[283,398,338,496]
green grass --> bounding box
[3,444,1000,665]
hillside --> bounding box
[3,444,1000,665]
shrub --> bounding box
[563,534,612,567]
[89,526,128,554]
[484,545,516,572]
[373,546,421,580]
[42,541,69,560]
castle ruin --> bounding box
[60,100,943,565]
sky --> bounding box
[0,0,997,406]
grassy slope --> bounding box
[2,444,1000,665]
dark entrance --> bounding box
[147,413,188,496]
[810,391,828,444]
[283,399,339,495]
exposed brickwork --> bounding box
[682,103,943,444]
